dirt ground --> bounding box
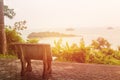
[0,59,120,80]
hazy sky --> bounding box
[4,0,120,30]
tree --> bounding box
[0,0,7,54]
[4,5,16,19]
[91,37,110,50]
[0,0,16,54]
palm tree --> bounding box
[0,0,7,54]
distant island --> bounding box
[107,27,114,30]
[27,32,77,38]
[66,28,75,31]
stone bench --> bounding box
[13,43,52,79]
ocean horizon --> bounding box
[21,27,120,49]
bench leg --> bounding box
[21,59,27,76]
[43,60,48,79]
[19,45,27,76]
[26,59,32,72]
[47,60,52,74]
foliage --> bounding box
[52,37,120,65]
[0,54,17,59]
[5,21,27,54]
[91,37,110,50]
[26,38,39,43]
[4,5,16,19]
[5,27,23,54]
[52,38,86,63]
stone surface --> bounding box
[0,59,120,80]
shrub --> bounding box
[26,38,39,43]
[5,21,27,54]
[52,37,120,65]
[5,26,24,54]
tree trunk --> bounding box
[0,0,7,54]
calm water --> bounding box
[22,27,120,49]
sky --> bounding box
[4,0,120,30]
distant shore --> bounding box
[27,32,79,38]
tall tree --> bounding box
[0,0,7,54]
[4,5,16,19]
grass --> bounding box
[0,54,17,59]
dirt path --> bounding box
[0,59,120,80]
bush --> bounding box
[52,37,120,65]
[52,38,86,63]
[26,38,39,43]
[0,54,17,59]
[5,26,24,54]
[5,21,27,55]
[71,51,86,63]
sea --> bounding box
[21,27,120,49]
